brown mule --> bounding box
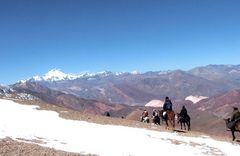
[159,110,175,130]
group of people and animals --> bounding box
[140,96,240,141]
[224,107,240,141]
[140,97,191,131]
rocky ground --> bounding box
[0,137,86,156]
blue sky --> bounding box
[1,0,240,84]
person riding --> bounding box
[230,107,240,122]
[152,109,158,117]
[141,109,149,122]
[179,105,188,118]
[163,96,173,111]
[162,97,173,118]
[227,107,240,130]
[142,110,149,117]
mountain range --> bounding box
[13,64,240,105]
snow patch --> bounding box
[18,80,27,84]
[32,75,42,81]
[97,87,106,96]
[68,86,82,91]
[145,100,164,107]
[229,69,240,74]
[185,95,208,104]
[16,93,39,100]
[158,70,171,75]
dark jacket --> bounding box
[230,110,240,121]
[163,99,173,111]
[180,106,187,117]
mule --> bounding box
[140,116,150,123]
[177,113,191,131]
[159,110,175,130]
[152,114,160,125]
[224,118,240,141]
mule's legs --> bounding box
[180,122,183,129]
[232,130,236,141]
[187,121,191,131]
[147,118,150,123]
[169,118,175,129]
[173,116,175,128]
[165,119,169,129]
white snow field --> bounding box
[0,99,239,156]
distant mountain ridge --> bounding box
[21,69,132,83]
[13,64,240,105]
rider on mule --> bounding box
[225,107,240,141]
[179,105,188,118]
[227,107,240,129]
[142,110,149,117]
[231,107,240,122]
[163,96,173,118]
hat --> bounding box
[233,107,238,110]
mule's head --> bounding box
[223,118,230,123]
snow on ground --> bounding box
[0,99,239,156]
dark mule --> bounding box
[177,113,191,131]
[152,114,160,125]
[159,110,175,130]
[224,118,240,141]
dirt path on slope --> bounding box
[0,137,93,156]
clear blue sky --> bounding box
[1,0,240,84]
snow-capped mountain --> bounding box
[29,69,80,82]
[22,69,126,82]
[0,84,38,100]
[0,85,13,96]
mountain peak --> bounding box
[43,69,68,81]
[43,69,82,81]
[24,69,80,82]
